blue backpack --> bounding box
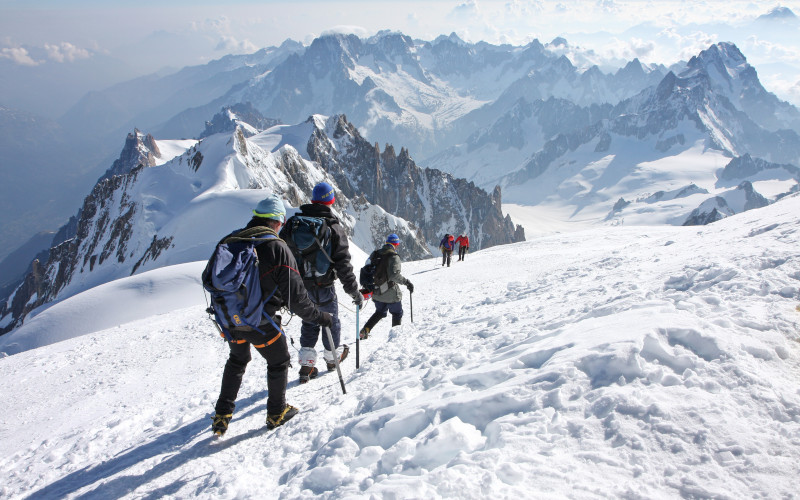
[284,215,336,288]
[201,227,282,341]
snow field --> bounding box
[1,195,800,498]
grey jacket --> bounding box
[372,244,409,304]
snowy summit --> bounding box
[1,192,799,498]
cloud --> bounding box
[451,0,481,19]
[596,0,618,14]
[0,46,40,66]
[759,74,800,107]
[657,28,718,62]
[44,42,91,63]
[743,35,800,62]
[320,26,372,38]
[504,0,544,17]
[214,36,258,53]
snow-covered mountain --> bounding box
[0,31,665,267]
[460,43,800,232]
[1,193,798,498]
[221,32,667,159]
[0,113,522,334]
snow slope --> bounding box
[1,195,799,499]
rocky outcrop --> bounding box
[99,129,161,181]
[682,181,769,226]
[199,103,281,139]
[683,197,731,226]
[307,115,525,251]
[717,154,800,184]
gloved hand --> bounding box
[351,291,364,308]
[406,281,414,293]
[318,311,333,328]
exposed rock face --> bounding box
[682,181,769,226]
[1,115,523,334]
[503,43,800,192]
[99,129,161,181]
[739,181,770,211]
[717,153,800,183]
[683,205,727,226]
[307,115,525,251]
[199,103,281,139]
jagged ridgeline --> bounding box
[0,113,523,334]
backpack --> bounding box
[284,215,336,288]
[359,248,390,291]
[201,227,282,341]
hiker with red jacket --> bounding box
[455,234,469,261]
[211,194,333,436]
[439,234,455,267]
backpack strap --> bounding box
[224,226,282,244]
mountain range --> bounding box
[0,112,522,334]
[3,29,800,336]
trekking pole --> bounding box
[410,290,414,323]
[324,326,347,394]
[355,304,360,369]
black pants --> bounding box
[458,246,467,260]
[215,327,290,416]
[442,250,452,267]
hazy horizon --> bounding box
[1,0,800,118]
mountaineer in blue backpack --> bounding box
[280,182,364,384]
[359,233,413,339]
[204,194,333,436]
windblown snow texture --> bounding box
[1,194,799,498]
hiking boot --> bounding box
[326,344,350,371]
[266,404,299,430]
[299,366,318,384]
[359,327,370,340]
[211,413,232,436]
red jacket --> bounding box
[455,235,469,248]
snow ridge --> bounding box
[1,194,799,498]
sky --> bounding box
[1,191,798,497]
[2,0,800,116]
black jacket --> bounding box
[244,218,327,325]
[279,203,359,297]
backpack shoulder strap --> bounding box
[224,227,283,245]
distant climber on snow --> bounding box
[439,233,455,267]
[359,233,413,339]
[455,234,469,261]
[205,194,332,436]
[280,182,362,384]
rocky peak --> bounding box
[757,6,798,21]
[99,129,161,181]
[688,42,746,73]
[307,33,362,71]
[306,114,524,251]
[617,58,646,78]
[199,103,280,139]
[718,154,800,183]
